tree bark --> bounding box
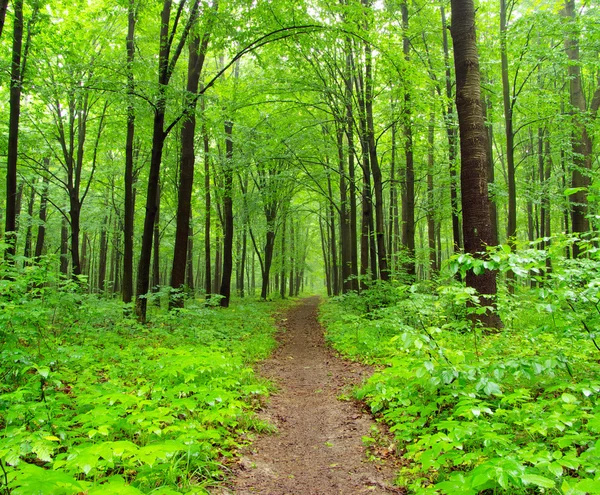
[441,5,462,252]
[451,0,502,329]
[135,0,199,321]
[171,2,216,305]
[60,217,69,275]
[219,120,234,307]
[34,170,49,259]
[23,185,35,261]
[5,0,24,260]
[401,1,415,278]
[123,0,137,304]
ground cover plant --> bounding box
[0,259,284,494]
[321,239,600,495]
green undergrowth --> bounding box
[0,261,288,494]
[321,243,600,495]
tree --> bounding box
[451,0,502,329]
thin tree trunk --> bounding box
[280,213,287,299]
[401,1,415,278]
[364,28,389,280]
[152,183,161,292]
[34,171,49,260]
[98,200,109,292]
[219,120,234,307]
[427,107,438,274]
[501,0,517,246]
[23,185,35,261]
[60,218,69,275]
[327,174,339,295]
[186,218,194,290]
[203,100,212,298]
[441,5,462,252]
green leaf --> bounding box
[522,474,555,488]
[564,187,587,196]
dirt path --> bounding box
[214,296,400,495]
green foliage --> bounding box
[321,241,600,494]
[0,260,280,494]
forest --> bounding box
[1,0,600,493]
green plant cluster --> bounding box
[0,260,280,494]
[321,242,600,495]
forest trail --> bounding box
[214,296,401,495]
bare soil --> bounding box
[213,296,401,495]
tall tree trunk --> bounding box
[441,5,462,252]
[289,219,295,297]
[186,218,194,290]
[135,0,199,321]
[338,124,352,293]
[401,1,416,278]
[23,185,35,261]
[152,184,161,292]
[388,119,400,272]
[280,215,287,299]
[34,171,49,259]
[60,218,69,275]
[482,92,498,246]
[261,216,276,300]
[501,0,517,246]
[171,34,201,304]
[345,42,359,291]
[563,0,600,256]
[203,100,212,298]
[364,32,389,280]
[123,0,137,304]
[4,0,24,260]
[0,0,9,40]
[451,0,502,329]
[219,120,234,307]
[327,174,339,295]
[98,202,109,292]
[171,3,215,304]
[427,107,438,274]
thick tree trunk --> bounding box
[136,0,198,320]
[123,0,137,304]
[171,36,201,305]
[451,0,502,329]
[5,0,24,260]
[219,120,234,307]
[563,0,599,256]
[280,213,286,299]
[0,0,9,40]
